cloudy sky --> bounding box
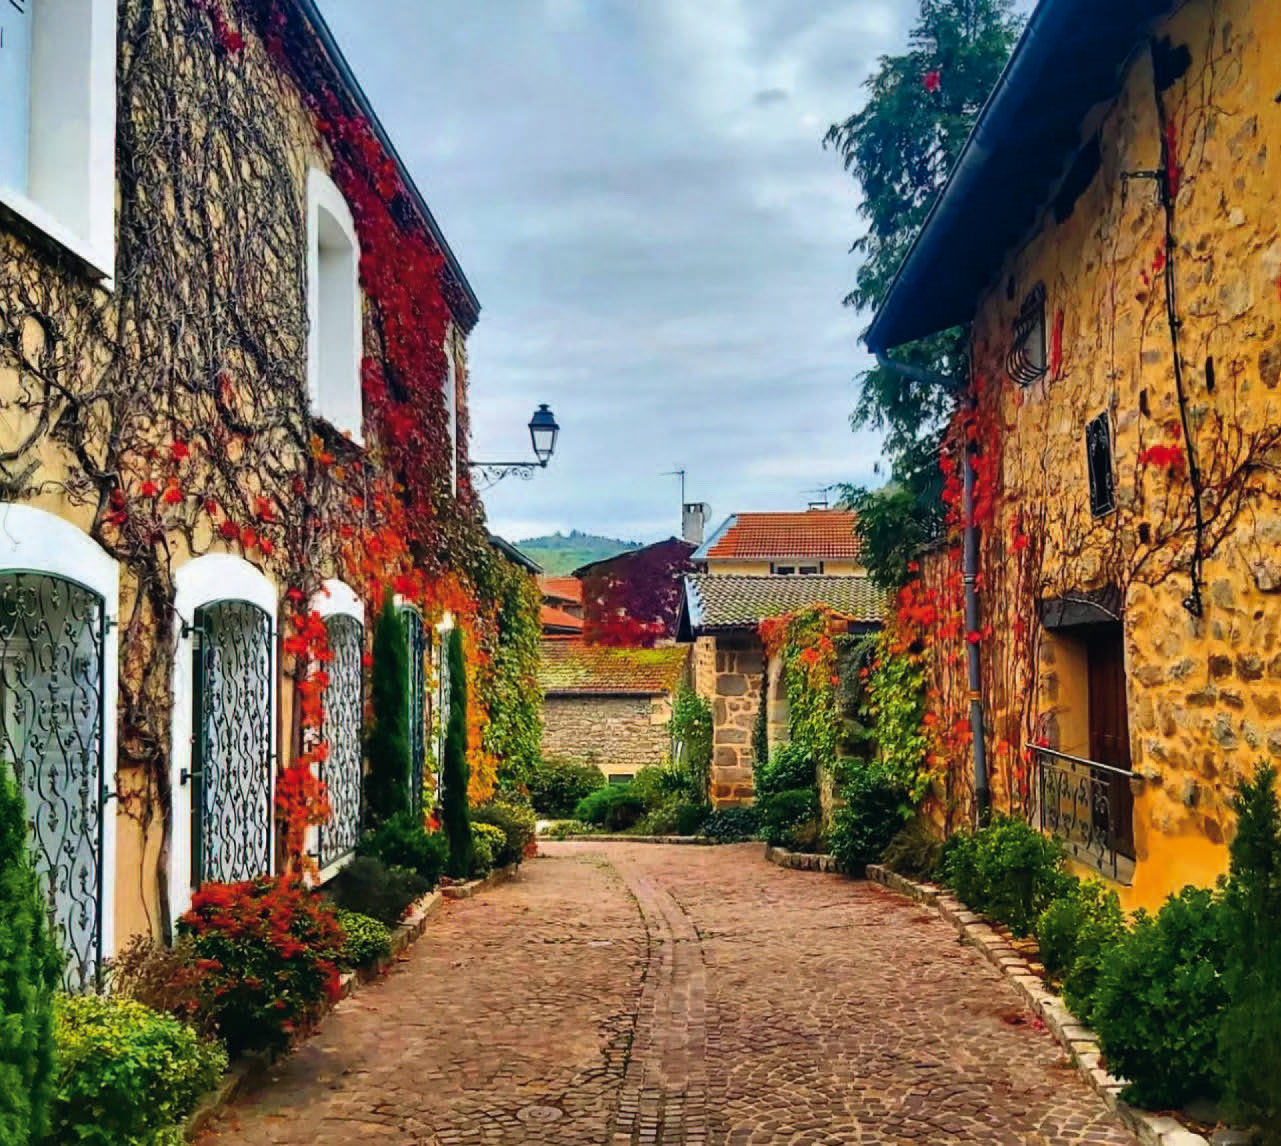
[315,0,914,544]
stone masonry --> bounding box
[542,694,673,777]
[708,634,764,805]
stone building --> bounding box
[539,642,690,781]
[692,510,865,576]
[866,0,1281,908]
[678,576,885,805]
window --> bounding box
[1006,283,1048,387]
[608,773,633,787]
[798,564,821,576]
[306,170,363,442]
[313,581,363,878]
[0,0,118,279]
[1086,412,1116,517]
[399,606,428,813]
[771,565,795,576]
[770,563,823,576]
[444,336,457,494]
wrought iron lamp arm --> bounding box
[467,459,548,490]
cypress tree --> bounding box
[364,589,411,826]
[441,625,472,878]
[0,759,61,1146]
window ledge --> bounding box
[310,413,366,453]
[0,184,114,288]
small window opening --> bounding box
[1086,412,1116,517]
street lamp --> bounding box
[469,404,560,490]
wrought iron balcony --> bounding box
[1028,745,1136,882]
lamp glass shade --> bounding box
[528,404,559,464]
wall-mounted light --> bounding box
[469,404,560,490]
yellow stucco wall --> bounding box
[958,0,1281,910]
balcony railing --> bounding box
[1028,745,1136,882]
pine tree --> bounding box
[441,626,472,879]
[364,589,411,826]
[0,759,60,1146]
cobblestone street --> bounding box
[203,843,1137,1145]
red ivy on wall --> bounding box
[581,540,697,648]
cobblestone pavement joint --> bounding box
[202,843,1138,1145]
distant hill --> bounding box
[518,531,643,576]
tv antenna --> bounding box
[662,468,687,506]
[803,483,840,510]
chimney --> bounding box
[682,502,710,546]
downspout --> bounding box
[872,350,989,824]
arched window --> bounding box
[171,556,278,921]
[306,169,362,442]
[0,503,119,989]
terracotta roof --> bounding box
[540,640,689,696]
[541,604,584,633]
[694,510,861,562]
[681,575,886,634]
[539,576,583,605]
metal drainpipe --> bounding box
[962,443,990,826]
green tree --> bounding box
[0,759,61,1146]
[441,626,472,878]
[825,0,1021,570]
[364,589,411,826]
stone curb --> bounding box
[763,843,841,873]
[184,865,519,1140]
[863,864,1210,1146]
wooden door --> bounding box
[1087,628,1135,859]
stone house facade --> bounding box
[867,0,1281,908]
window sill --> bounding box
[0,184,114,288]
[309,413,366,452]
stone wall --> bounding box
[542,694,673,776]
[707,634,765,805]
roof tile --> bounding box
[540,640,688,696]
[684,574,886,631]
[705,510,861,561]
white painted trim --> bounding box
[306,169,363,444]
[0,503,120,966]
[169,555,279,924]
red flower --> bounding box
[219,520,240,541]
[140,480,159,498]
[171,440,191,461]
[923,70,941,92]
[163,482,184,505]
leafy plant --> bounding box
[698,806,761,842]
[866,641,931,801]
[633,801,710,837]
[49,995,226,1146]
[1091,886,1227,1109]
[1220,764,1281,1141]
[750,675,769,769]
[328,857,430,929]
[364,589,412,827]
[545,820,591,840]
[471,802,535,867]
[178,876,346,1056]
[880,817,943,879]
[527,756,606,817]
[0,757,60,1146]
[756,788,822,850]
[441,626,472,879]
[754,743,817,799]
[333,910,392,969]
[827,764,911,874]
[470,823,505,877]
[1034,879,1127,1023]
[107,936,216,1039]
[357,811,447,885]
[670,686,713,801]
[574,786,646,831]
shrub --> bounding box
[333,910,392,969]
[50,995,226,1146]
[574,785,646,831]
[1035,879,1127,1024]
[357,811,448,885]
[364,589,412,826]
[0,757,60,1146]
[939,815,1070,937]
[670,686,713,800]
[754,743,816,799]
[1220,764,1281,1140]
[826,765,910,875]
[471,801,537,867]
[328,857,430,929]
[698,806,760,841]
[441,626,473,878]
[757,788,822,849]
[629,765,674,810]
[470,823,506,876]
[545,820,591,839]
[633,801,710,837]
[108,936,215,1039]
[1091,886,1227,1109]
[880,818,943,879]
[527,756,605,817]
[178,876,346,1056]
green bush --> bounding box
[670,686,713,800]
[632,800,711,837]
[628,765,674,810]
[1091,885,1227,1109]
[364,590,412,826]
[470,823,506,877]
[574,785,646,831]
[756,788,822,849]
[328,857,430,929]
[1220,764,1281,1141]
[698,806,760,841]
[545,820,591,839]
[50,995,226,1146]
[333,910,393,969]
[441,626,472,879]
[753,743,816,799]
[471,801,536,867]
[357,811,447,885]
[0,758,60,1146]
[107,936,216,1039]
[939,815,1070,937]
[826,765,910,875]
[880,818,943,879]
[1035,879,1127,1024]
[527,756,605,817]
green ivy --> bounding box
[364,589,411,827]
[866,632,931,803]
[669,686,712,801]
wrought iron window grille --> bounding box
[1006,283,1049,387]
[1086,412,1117,517]
[317,614,362,870]
[1030,744,1135,881]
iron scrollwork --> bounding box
[468,461,540,491]
[1032,744,1134,880]
[0,572,106,990]
[401,607,427,814]
[318,614,362,869]
[191,600,273,887]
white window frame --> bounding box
[310,579,363,885]
[0,502,119,966]
[306,169,363,443]
[169,555,279,923]
[0,0,118,282]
